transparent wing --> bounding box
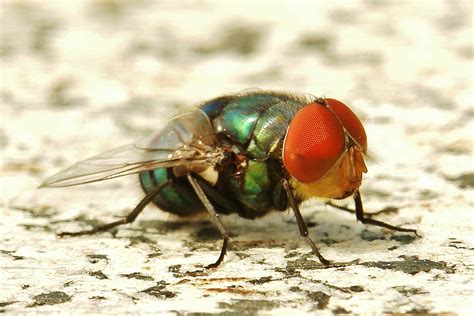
[40,108,222,188]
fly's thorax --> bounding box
[200,91,307,160]
[290,146,367,201]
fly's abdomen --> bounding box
[139,168,203,217]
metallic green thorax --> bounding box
[139,91,309,219]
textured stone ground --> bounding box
[1,1,473,314]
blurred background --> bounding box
[1,0,473,314]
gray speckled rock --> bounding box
[1,1,473,314]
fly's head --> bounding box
[283,98,368,200]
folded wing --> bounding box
[40,108,222,187]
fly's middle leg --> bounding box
[282,179,330,266]
[58,181,168,237]
[187,174,230,269]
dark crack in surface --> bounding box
[88,270,108,280]
[126,234,156,246]
[281,253,453,276]
[333,306,351,314]
[393,286,429,295]
[218,299,280,315]
[390,234,417,245]
[86,254,109,264]
[248,276,273,285]
[1,249,25,260]
[446,172,474,188]
[448,238,474,250]
[29,291,71,307]
[141,281,177,299]
[362,256,454,275]
[0,301,18,307]
[360,229,386,241]
[285,253,358,271]
[121,272,154,281]
[306,291,331,310]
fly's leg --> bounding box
[282,179,330,266]
[58,181,168,237]
[351,191,418,235]
[187,174,230,269]
[326,201,397,217]
[325,201,357,215]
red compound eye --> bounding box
[325,98,367,151]
[283,101,345,183]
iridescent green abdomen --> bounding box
[139,168,202,217]
[139,91,308,218]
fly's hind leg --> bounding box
[282,179,330,266]
[187,174,230,269]
[58,181,168,237]
[328,191,418,236]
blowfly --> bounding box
[41,91,417,268]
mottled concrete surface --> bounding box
[1,1,473,315]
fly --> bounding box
[41,91,418,268]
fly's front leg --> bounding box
[282,179,330,266]
[187,174,230,269]
[353,191,418,235]
[58,181,168,237]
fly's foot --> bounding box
[57,228,104,238]
[204,236,229,269]
[57,231,76,238]
[205,262,220,269]
[302,235,331,266]
[308,251,359,268]
[327,198,419,237]
[320,259,359,268]
[58,185,166,238]
[56,217,131,238]
[358,217,419,236]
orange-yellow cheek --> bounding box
[290,149,367,201]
